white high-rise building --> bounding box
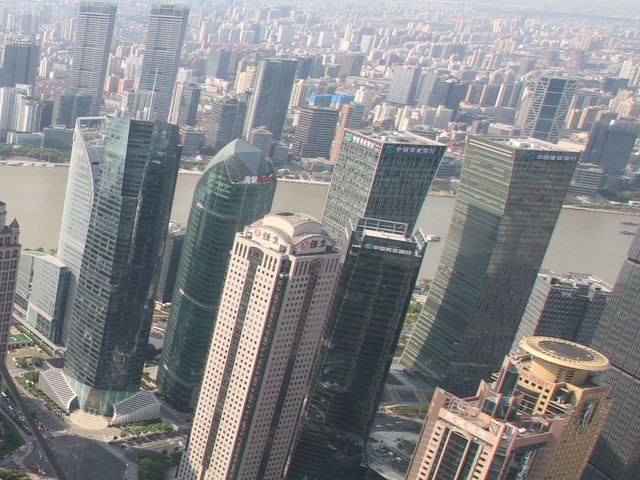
[177,213,341,480]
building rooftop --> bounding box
[349,128,446,147]
[207,138,274,182]
[480,136,583,152]
[521,336,610,371]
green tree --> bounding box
[138,455,169,480]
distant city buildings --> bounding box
[584,119,639,174]
[177,213,340,480]
[158,139,276,411]
[205,97,246,154]
[291,106,339,160]
[155,222,185,305]
[401,137,578,397]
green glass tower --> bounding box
[400,136,578,397]
[157,139,276,411]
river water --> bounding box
[0,165,636,285]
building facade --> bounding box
[0,202,20,357]
[583,119,639,174]
[206,97,246,154]
[522,76,577,143]
[585,230,640,480]
[288,219,427,479]
[155,222,186,304]
[0,37,39,90]
[387,65,422,105]
[242,58,298,141]
[400,136,578,396]
[291,107,339,160]
[138,4,189,121]
[176,213,340,480]
[157,139,276,411]
[67,1,117,116]
[511,271,610,353]
[322,129,446,254]
[63,118,181,414]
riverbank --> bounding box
[563,205,640,216]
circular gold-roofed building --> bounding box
[520,336,610,385]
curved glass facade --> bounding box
[157,139,276,411]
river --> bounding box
[0,165,637,285]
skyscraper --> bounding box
[63,118,181,414]
[157,139,276,411]
[205,97,246,154]
[584,231,640,480]
[291,106,339,160]
[329,103,365,164]
[168,82,202,127]
[0,37,39,90]
[155,222,185,304]
[57,116,106,346]
[510,271,610,353]
[322,129,446,254]
[387,65,422,105]
[407,336,610,480]
[138,4,189,121]
[522,76,577,143]
[288,219,427,479]
[401,136,578,396]
[242,58,298,141]
[176,213,340,480]
[583,119,639,174]
[67,2,117,116]
[0,202,20,357]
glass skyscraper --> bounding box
[138,4,189,121]
[157,139,276,411]
[63,118,181,414]
[287,219,427,480]
[242,58,298,141]
[401,136,578,397]
[584,230,640,480]
[522,76,577,143]
[322,129,446,255]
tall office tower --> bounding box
[522,76,577,143]
[291,107,339,160]
[62,118,181,414]
[155,222,185,304]
[205,97,246,154]
[414,69,439,106]
[0,202,20,357]
[584,231,640,480]
[176,213,340,480]
[0,37,39,90]
[407,336,610,480]
[339,53,365,77]
[322,129,446,254]
[387,65,422,105]
[242,58,298,141]
[510,272,610,353]
[168,82,202,127]
[407,384,567,479]
[157,140,276,411]
[400,137,578,397]
[247,126,273,160]
[288,219,427,479]
[138,4,189,122]
[583,119,639,174]
[67,2,117,116]
[57,117,106,346]
[511,337,611,480]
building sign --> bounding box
[363,243,414,255]
[526,152,578,162]
[386,145,438,155]
[241,175,274,184]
